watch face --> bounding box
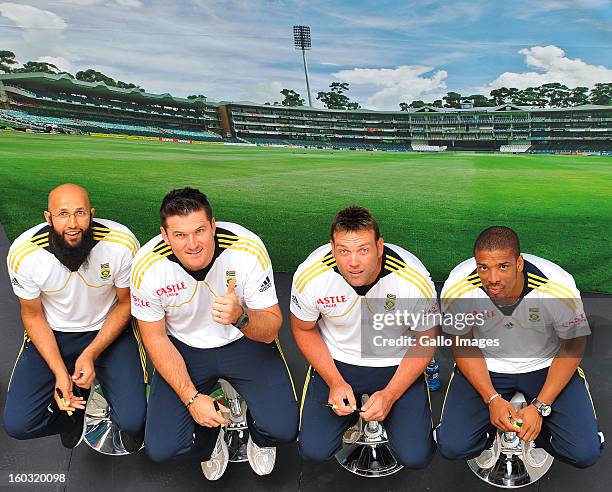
[541,405,552,417]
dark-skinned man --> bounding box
[437,226,603,469]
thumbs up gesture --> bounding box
[212,279,243,325]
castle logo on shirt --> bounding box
[100,263,111,279]
[226,270,236,285]
[317,295,348,308]
[156,282,187,297]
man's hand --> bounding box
[188,394,231,428]
[360,389,396,421]
[517,404,543,442]
[72,350,96,389]
[212,279,243,325]
[328,380,357,416]
[54,371,85,414]
[489,397,522,433]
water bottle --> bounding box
[426,358,440,391]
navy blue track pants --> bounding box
[144,335,299,464]
[4,325,147,439]
[436,366,604,468]
[299,360,436,469]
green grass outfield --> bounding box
[1,131,611,292]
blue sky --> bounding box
[1,0,610,109]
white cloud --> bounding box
[485,45,612,90]
[532,0,609,10]
[327,2,486,31]
[253,80,284,104]
[37,56,74,73]
[53,0,143,6]
[114,0,143,6]
[0,3,66,30]
[331,65,448,110]
[0,3,68,55]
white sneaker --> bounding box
[474,433,501,469]
[201,429,229,481]
[246,435,276,475]
[522,441,550,468]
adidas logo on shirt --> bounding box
[259,276,272,292]
[11,277,23,289]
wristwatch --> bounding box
[531,398,552,417]
[233,308,249,330]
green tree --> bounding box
[539,82,570,107]
[432,99,443,108]
[116,80,143,91]
[399,100,426,110]
[13,61,61,74]
[589,83,612,105]
[76,69,116,85]
[462,94,492,107]
[443,91,462,109]
[411,100,427,108]
[316,82,360,110]
[568,86,589,106]
[0,50,17,73]
[489,87,521,106]
[280,88,304,107]
[187,94,206,100]
[516,86,546,106]
[75,69,143,91]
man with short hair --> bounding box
[4,183,146,451]
[436,226,603,468]
[291,205,439,467]
[131,187,298,480]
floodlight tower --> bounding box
[293,25,313,107]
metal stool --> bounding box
[467,392,554,488]
[83,382,143,455]
[335,395,404,477]
[210,379,250,463]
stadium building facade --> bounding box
[1,73,610,153]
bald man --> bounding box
[4,184,147,451]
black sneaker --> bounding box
[59,387,90,449]
[60,408,87,449]
[120,428,145,453]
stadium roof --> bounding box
[1,73,609,115]
[0,73,219,108]
[224,100,611,115]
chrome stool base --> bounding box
[335,395,404,477]
[84,384,142,456]
[467,392,553,488]
[212,379,250,463]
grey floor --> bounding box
[0,224,609,491]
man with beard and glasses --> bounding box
[4,183,147,452]
[436,226,603,469]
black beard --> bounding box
[49,225,97,272]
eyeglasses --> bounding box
[48,210,90,220]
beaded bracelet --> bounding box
[186,391,201,408]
